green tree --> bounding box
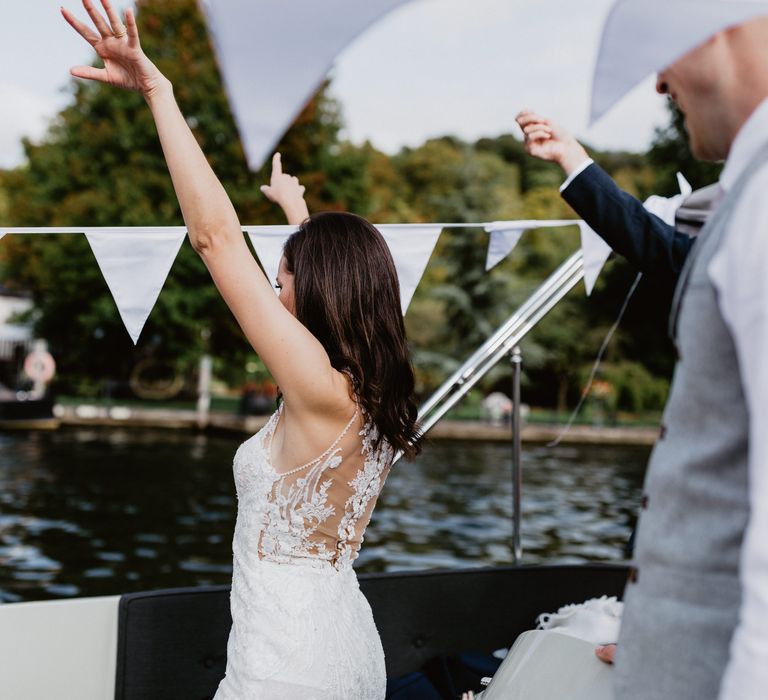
[647,102,722,194]
[391,138,523,368]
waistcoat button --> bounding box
[628,566,639,584]
[641,494,649,509]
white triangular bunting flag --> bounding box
[579,222,612,296]
[590,0,768,124]
[676,172,692,198]
[202,0,413,169]
[643,171,695,226]
[643,194,686,226]
[483,224,527,271]
[245,226,298,288]
[85,229,187,344]
[375,225,443,314]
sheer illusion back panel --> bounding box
[243,404,393,570]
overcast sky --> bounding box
[0,0,668,169]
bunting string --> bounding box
[0,222,579,233]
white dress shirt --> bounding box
[559,158,594,193]
[712,95,768,700]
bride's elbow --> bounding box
[189,222,231,257]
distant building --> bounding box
[0,285,33,386]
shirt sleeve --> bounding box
[713,166,768,699]
[559,158,594,193]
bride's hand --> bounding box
[61,0,167,97]
[260,153,310,226]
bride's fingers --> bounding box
[70,65,109,83]
[271,152,283,177]
[124,8,140,48]
[61,7,101,46]
[82,0,113,38]
[99,0,124,34]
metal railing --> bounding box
[394,250,587,561]
[396,249,584,457]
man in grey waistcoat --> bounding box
[517,4,768,695]
[574,2,768,698]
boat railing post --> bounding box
[196,354,213,430]
[510,345,523,564]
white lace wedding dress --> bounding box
[213,402,394,699]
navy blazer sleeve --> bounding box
[561,162,694,287]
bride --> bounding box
[62,2,421,697]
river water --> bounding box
[0,428,648,602]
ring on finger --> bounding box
[113,23,128,39]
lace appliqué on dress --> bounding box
[335,422,395,569]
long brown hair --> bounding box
[283,212,421,459]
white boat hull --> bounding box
[0,596,119,700]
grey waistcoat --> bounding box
[614,142,768,700]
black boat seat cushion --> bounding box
[114,586,231,700]
[114,565,628,700]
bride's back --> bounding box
[233,402,393,572]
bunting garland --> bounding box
[483,219,614,295]
[483,220,579,271]
[1,220,616,341]
[245,223,443,314]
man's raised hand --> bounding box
[515,110,590,176]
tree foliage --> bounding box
[646,102,722,194]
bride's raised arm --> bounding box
[61,0,351,415]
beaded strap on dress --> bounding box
[265,404,359,478]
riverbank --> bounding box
[50,403,659,446]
